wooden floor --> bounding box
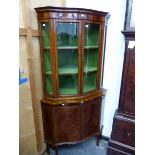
[49,137,108,155]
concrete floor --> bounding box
[49,137,108,155]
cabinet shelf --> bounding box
[44,46,98,50]
[59,88,78,95]
[43,46,78,50]
[83,84,96,92]
[45,71,52,75]
[48,91,53,95]
[59,67,78,75]
[45,68,97,75]
[58,66,97,75]
[43,47,50,50]
[58,46,78,50]
[84,67,97,73]
[48,88,78,95]
[84,45,99,49]
[58,46,99,50]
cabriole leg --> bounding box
[96,134,100,146]
[54,145,58,155]
[45,143,50,155]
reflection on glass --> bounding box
[84,72,97,92]
[42,23,50,48]
[57,22,78,47]
[56,22,79,95]
[43,49,52,74]
[41,23,53,95]
[45,75,53,95]
[58,75,78,95]
[83,23,100,92]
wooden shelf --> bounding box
[59,88,78,95]
[43,46,98,50]
[58,66,97,75]
[84,85,96,92]
[45,46,98,50]
[84,45,98,49]
[58,46,78,50]
[48,85,96,94]
[48,86,96,95]
[48,91,53,95]
[43,47,50,50]
[59,67,78,75]
[84,67,97,73]
[45,71,52,75]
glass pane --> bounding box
[57,22,78,47]
[42,23,50,48]
[83,23,100,93]
[56,22,78,95]
[41,23,53,95]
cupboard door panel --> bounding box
[81,97,101,138]
[55,105,81,143]
[41,103,55,143]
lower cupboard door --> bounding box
[55,105,81,143]
[81,98,101,139]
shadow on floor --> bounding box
[50,137,108,155]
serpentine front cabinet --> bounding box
[35,6,109,155]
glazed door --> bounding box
[56,22,79,96]
[40,22,53,96]
[83,23,101,93]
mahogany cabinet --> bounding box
[107,0,135,154]
[41,96,102,145]
[35,6,109,155]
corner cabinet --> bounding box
[35,6,109,155]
